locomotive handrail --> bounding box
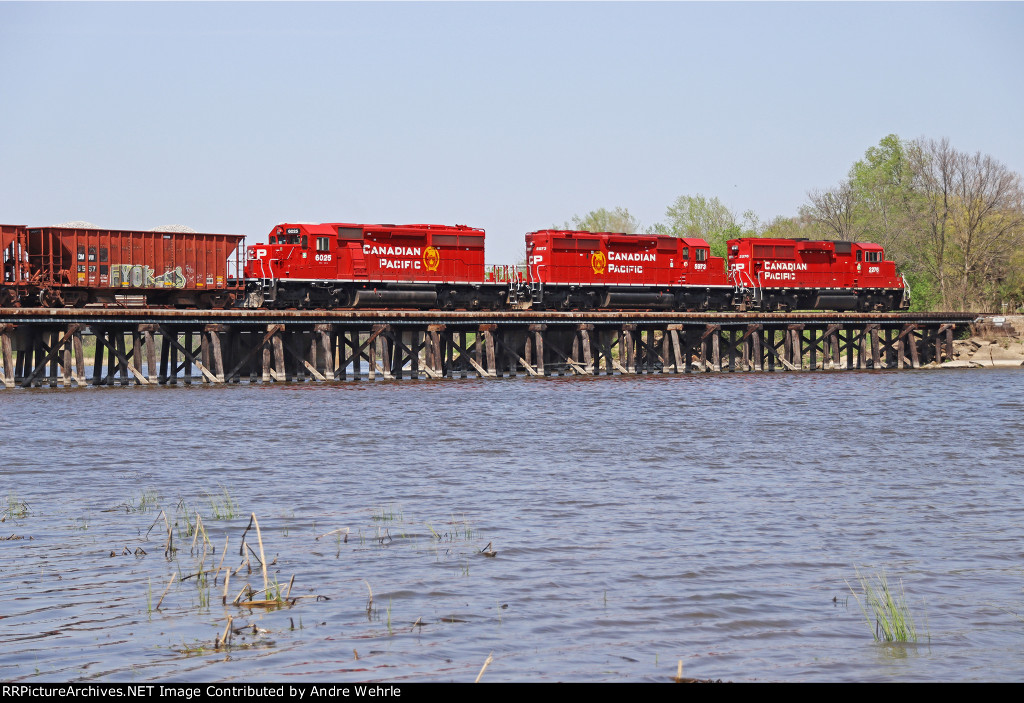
[484,263,525,284]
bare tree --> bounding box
[805,182,856,240]
[909,138,1024,310]
[907,138,956,307]
[950,150,1024,309]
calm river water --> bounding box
[2,368,1023,682]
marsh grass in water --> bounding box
[196,571,211,609]
[264,576,285,604]
[176,501,198,539]
[3,492,29,520]
[847,568,919,643]
[127,490,159,513]
[207,487,238,520]
[371,504,403,522]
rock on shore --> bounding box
[954,315,1024,367]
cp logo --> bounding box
[423,246,440,272]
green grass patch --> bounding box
[847,567,919,643]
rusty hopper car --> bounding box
[0,224,245,307]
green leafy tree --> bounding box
[761,213,821,239]
[662,194,739,257]
[560,207,641,233]
[850,134,918,246]
[804,134,919,250]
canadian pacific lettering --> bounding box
[607,251,656,262]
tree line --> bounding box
[560,135,1024,312]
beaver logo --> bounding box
[590,250,607,275]
[423,246,440,272]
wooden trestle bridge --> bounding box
[0,308,978,388]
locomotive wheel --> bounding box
[332,290,353,308]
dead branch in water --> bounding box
[216,615,233,649]
[475,653,494,683]
[155,572,176,610]
[314,528,350,542]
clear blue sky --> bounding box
[1,1,1021,262]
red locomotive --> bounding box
[1,223,245,307]
[243,222,509,309]
[727,237,907,311]
[2,218,909,312]
[523,229,732,310]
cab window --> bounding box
[696,249,707,262]
[682,247,689,260]
[856,251,863,262]
[317,237,330,252]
